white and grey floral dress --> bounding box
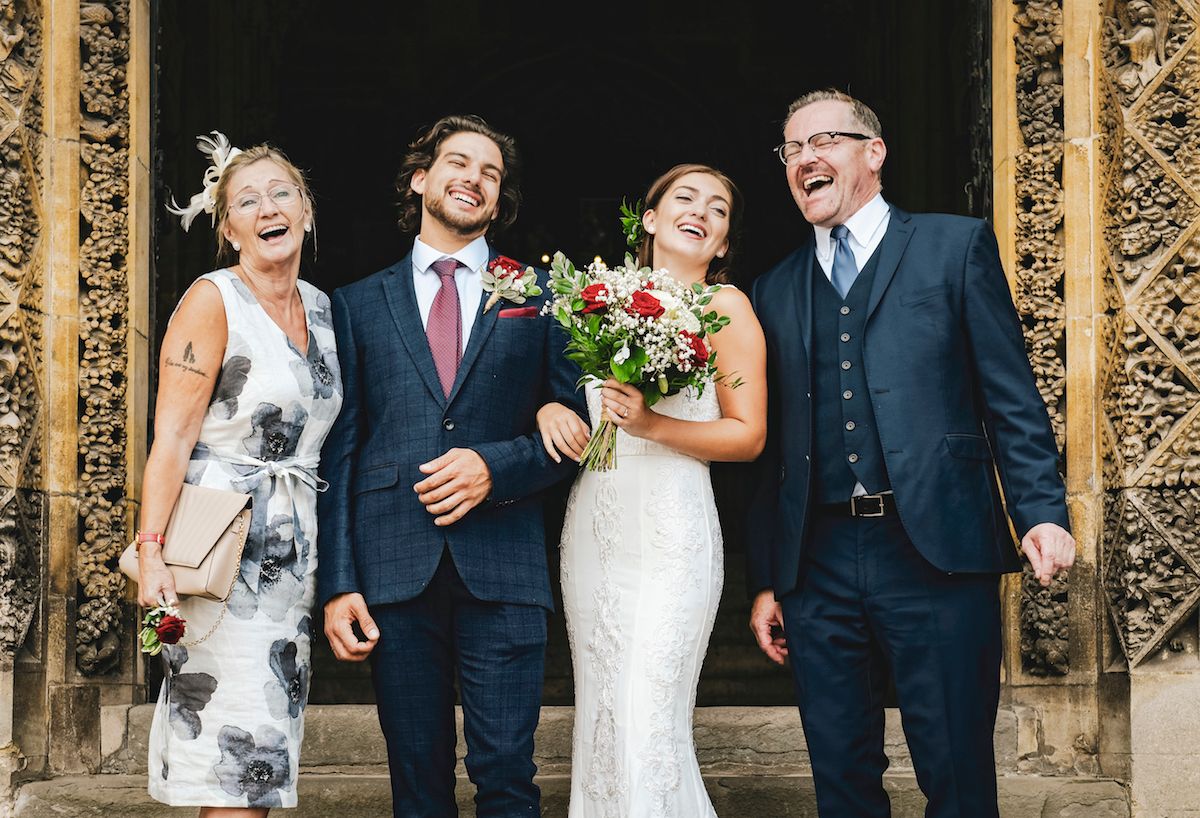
[147,268,342,809]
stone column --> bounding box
[1098,1,1200,815]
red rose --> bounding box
[680,332,710,366]
[581,282,611,314]
[488,255,523,280]
[628,290,665,319]
[154,615,187,645]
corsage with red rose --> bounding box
[482,255,542,313]
[139,604,187,655]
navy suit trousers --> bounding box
[368,549,547,818]
[780,513,1002,818]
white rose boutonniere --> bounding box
[482,255,543,313]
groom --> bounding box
[747,90,1076,817]
[317,115,585,816]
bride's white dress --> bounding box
[560,380,723,818]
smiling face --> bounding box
[783,99,886,228]
[642,171,732,272]
[221,159,310,271]
[410,131,504,242]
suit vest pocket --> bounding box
[353,463,399,494]
[944,434,992,461]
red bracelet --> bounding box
[135,531,164,554]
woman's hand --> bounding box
[601,379,658,440]
[536,402,591,463]
[136,550,179,608]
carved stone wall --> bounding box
[0,0,45,666]
[1013,0,1071,676]
[74,0,129,676]
[1100,0,1200,667]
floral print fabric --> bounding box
[148,269,342,808]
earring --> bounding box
[231,241,241,252]
[304,223,312,232]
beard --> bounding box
[424,187,495,237]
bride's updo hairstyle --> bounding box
[635,163,744,285]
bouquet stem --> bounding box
[581,417,618,472]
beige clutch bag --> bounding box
[119,482,252,601]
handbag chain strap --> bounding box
[179,509,250,648]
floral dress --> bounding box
[147,269,342,808]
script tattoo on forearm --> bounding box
[165,340,208,377]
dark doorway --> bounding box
[152,0,990,705]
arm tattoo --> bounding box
[165,340,208,377]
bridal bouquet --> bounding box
[545,251,736,471]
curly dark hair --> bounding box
[635,163,744,285]
[394,115,521,236]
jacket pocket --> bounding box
[900,285,945,307]
[944,434,992,461]
[353,463,399,494]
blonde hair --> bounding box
[785,89,882,138]
[212,145,316,263]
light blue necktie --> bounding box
[830,224,858,299]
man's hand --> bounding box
[749,589,788,666]
[415,448,493,526]
[323,592,380,662]
[1021,522,1076,587]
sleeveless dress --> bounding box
[147,269,342,808]
[560,380,724,818]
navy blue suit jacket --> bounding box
[748,207,1069,598]
[317,251,585,611]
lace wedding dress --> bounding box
[560,380,724,818]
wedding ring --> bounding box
[621,407,628,417]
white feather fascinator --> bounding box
[166,131,244,231]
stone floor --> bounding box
[9,706,1129,817]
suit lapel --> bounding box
[382,254,447,406]
[445,249,501,405]
[866,206,915,321]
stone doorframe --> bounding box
[1,1,1199,815]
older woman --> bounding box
[137,134,341,815]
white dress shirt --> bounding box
[812,193,892,499]
[813,193,891,283]
[411,235,488,346]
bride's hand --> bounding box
[536,402,591,463]
[601,380,657,439]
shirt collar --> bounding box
[814,193,889,259]
[412,234,491,276]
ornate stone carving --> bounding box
[75,0,128,676]
[1013,0,1069,676]
[1101,0,1200,666]
[0,0,44,663]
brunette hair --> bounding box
[212,145,316,264]
[394,114,521,236]
[636,163,743,285]
[784,88,883,138]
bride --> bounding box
[538,164,767,817]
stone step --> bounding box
[11,772,1130,817]
[102,705,1032,777]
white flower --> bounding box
[613,346,631,365]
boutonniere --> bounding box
[483,255,543,313]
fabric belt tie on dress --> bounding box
[205,450,329,494]
[816,492,898,518]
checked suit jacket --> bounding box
[747,206,1070,599]
[316,249,586,611]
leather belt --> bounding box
[816,493,898,518]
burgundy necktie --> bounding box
[426,258,462,397]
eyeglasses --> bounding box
[230,184,304,216]
[773,132,871,165]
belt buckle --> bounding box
[852,494,885,518]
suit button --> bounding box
[840,333,851,342]
[840,306,851,315]
[843,390,853,399]
[443,418,455,431]
[848,453,859,463]
[806,391,812,399]
[841,360,851,370]
[846,421,856,431]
